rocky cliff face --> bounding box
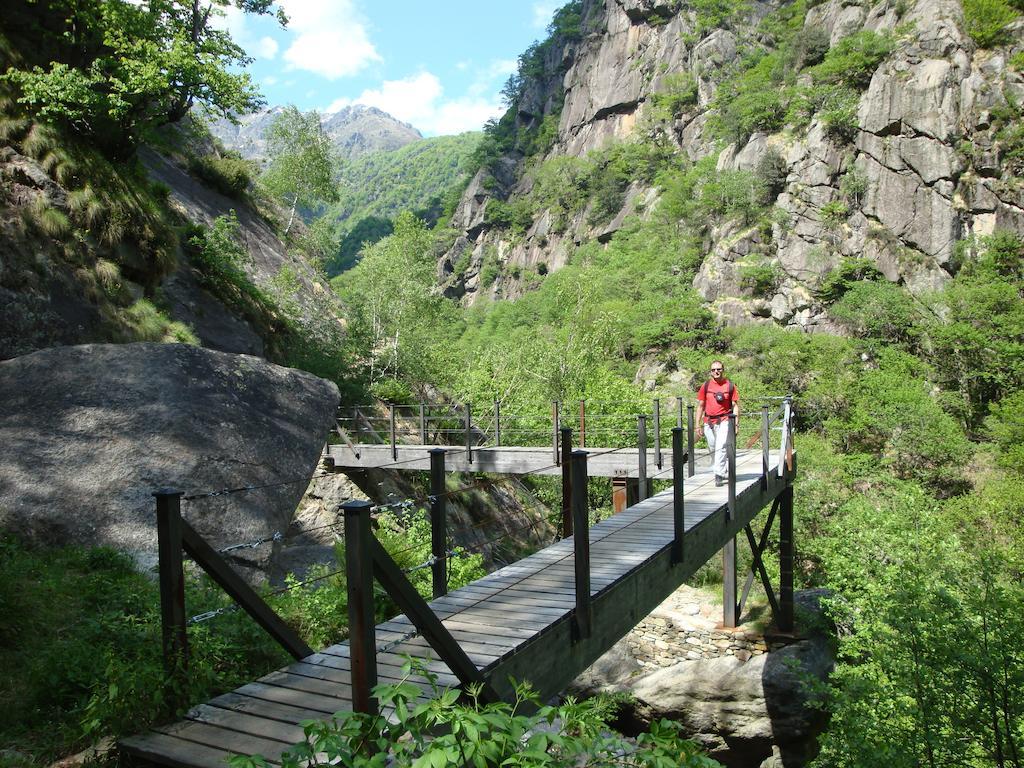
[208,105,423,164]
[442,0,1024,330]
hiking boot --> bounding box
[715,475,725,487]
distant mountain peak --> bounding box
[207,104,422,163]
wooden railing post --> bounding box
[724,414,738,628]
[342,500,378,716]
[676,396,684,429]
[494,400,501,447]
[552,401,561,464]
[419,402,426,445]
[637,415,648,502]
[779,396,793,480]
[653,398,662,469]
[561,427,573,539]
[579,399,586,448]
[779,485,795,633]
[154,489,188,697]
[429,449,447,599]
[687,405,696,477]
[671,428,685,565]
[464,403,473,464]
[571,450,591,641]
[389,404,397,460]
[727,414,737,520]
[762,404,771,488]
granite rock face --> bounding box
[441,0,1024,328]
[0,343,339,576]
[570,588,834,767]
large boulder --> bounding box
[0,343,339,576]
[571,589,834,768]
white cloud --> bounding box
[256,36,279,59]
[325,71,505,135]
[279,0,381,79]
[532,1,560,29]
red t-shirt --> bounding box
[698,379,738,420]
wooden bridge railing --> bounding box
[154,396,796,716]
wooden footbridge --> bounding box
[121,399,796,767]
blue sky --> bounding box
[220,1,564,136]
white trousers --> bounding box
[704,419,732,479]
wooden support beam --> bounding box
[671,428,684,566]
[343,500,378,716]
[653,399,662,469]
[494,400,501,447]
[465,403,472,464]
[761,405,770,489]
[779,485,794,633]
[740,497,780,615]
[155,490,188,695]
[687,406,695,477]
[389,404,397,460]
[571,450,592,641]
[561,427,573,538]
[637,415,648,502]
[723,536,738,628]
[180,520,313,661]
[429,449,447,599]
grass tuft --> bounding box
[26,196,70,238]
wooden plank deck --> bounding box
[121,448,791,767]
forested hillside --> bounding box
[325,132,481,274]
[2,0,1024,765]
[332,0,1024,763]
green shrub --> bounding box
[739,259,783,295]
[755,148,789,203]
[650,72,699,120]
[986,389,1024,471]
[829,280,923,348]
[839,167,869,206]
[962,0,1019,47]
[820,200,850,228]
[231,666,717,768]
[188,154,255,198]
[810,30,895,89]
[817,256,884,302]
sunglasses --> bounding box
[710,368,723,372]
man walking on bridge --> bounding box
[696,361,739,487]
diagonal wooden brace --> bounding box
[738,497,781,621]
[370,538,499,703]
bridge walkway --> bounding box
[120,445,792,767]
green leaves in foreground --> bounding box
[230,662,719,768]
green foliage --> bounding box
[754,148,789,203]
[830,281,923,348]
[809,480,1024,765]
[808,30,895,90]
[824,350,972,491]
[985,390,1024,471]
[839,167,869,207]
[817,256,884,302]
[188,152,256,199]
[326,133,482,274]
[962,0,1020,47]
[1,0,282,151]
[235,664,719,768]
[690,0,752,39]
[336,213,462,394]
[710,50,791,144]
[260,106,339,235]
[820,200,850,228]
[649,73,699,121]
[739,259,783,296]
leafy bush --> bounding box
[754,148,789,203]
[820,200,850,228]
[962,0,1019,47]
[809,30,895,89]
[230,665,719,768]
[650,72,699,121]
[985,389,1024,471]
[829,280,923,348]
[739,259,783,296]
[817,256,884,302]
[188,153,255,199]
